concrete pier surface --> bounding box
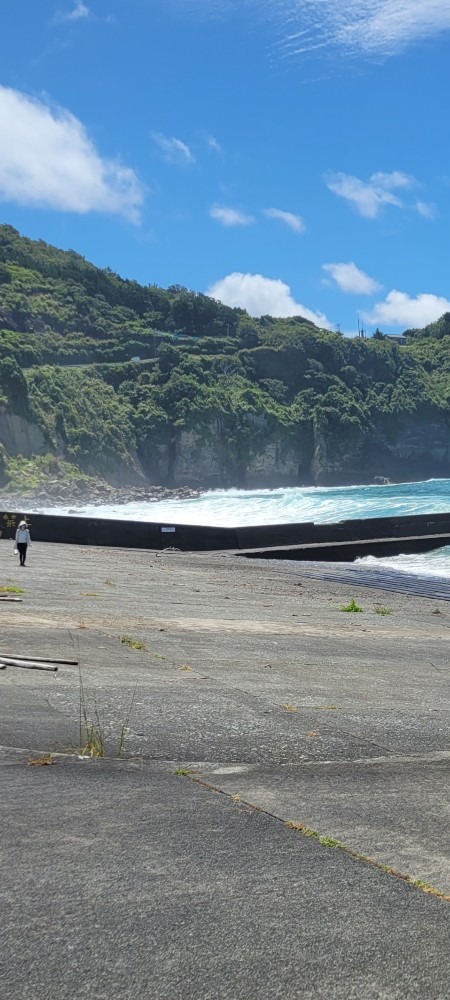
[1,541,450,999]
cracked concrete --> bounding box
[1,540,450,998]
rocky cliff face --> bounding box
[310,413,450,486]
[174,430,301,487]
[0,409,149,489]
[142,414,450,488]
[2,407,450,490]
[0,409,48,457]
[138,428,302,488]
[367,414,450,482]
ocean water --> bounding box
[42,477,450,579]
[44,478,450,527]
[356,547,450,578]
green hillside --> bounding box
[1,223,450,490]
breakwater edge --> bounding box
[3,477,450,576]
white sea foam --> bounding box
[356,547,450,579]
[40,477,450,579]
[42,478,450,527]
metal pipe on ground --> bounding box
[0,655,78,665]
[0,658,59,672]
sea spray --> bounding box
[42,478,450,528]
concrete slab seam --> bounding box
[187,773,450,905]
[279,750,450,767]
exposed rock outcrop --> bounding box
[0,409,48,457]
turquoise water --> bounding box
[44,478,450,578]
[47,478,450,528]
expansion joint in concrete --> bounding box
[185,771,450,906]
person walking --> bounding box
[15,520,31,567]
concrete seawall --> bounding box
[0,509,235,552]
[2,508,450,560]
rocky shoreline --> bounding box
[0,473,396,514]
[0,480,204,513]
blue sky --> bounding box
[1,1,450,333]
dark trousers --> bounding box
[17,542,27,566]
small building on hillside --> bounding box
[385,334,408,346]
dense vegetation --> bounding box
[1,223,450,489]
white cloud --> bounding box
[276,1,450,59]
[55,2,91,22]
[322,261,382,295]
[209,205,255,226]
[183,1,450,59]
[325,170,414,218]
[207,272,331,327]
[263,207,305,233]
[363,290,450,328]
[415,199,436,219]
[207,135,222,153]
[152,133,195,164]
[0,86,144,222]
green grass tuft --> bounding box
[340,599,363,613]
[79,672,105,758]
[117,685,138,758]
[318,835,341,848]
[78,670,137,758]
[374,605,392,616]
[120,634,147,651]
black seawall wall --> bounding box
[2,509,450,558]
[0,510,236,551]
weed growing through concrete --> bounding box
[285,823,340,849]
[79,671,105,758]
[70,629,137,759]
[374,605,392,615]
[78,670,137,758]
[281,703,298,713]
[286,821,319,837]
[27,755,57,766]
[286,823,450,902]
[411,879,436,892]
[117,686,137,758]
[80,592,100,597]
[340,599,363,613]
[0,585,24,594]
[120,635,147,651]
[174,768,195,776]
[186,774,450,905]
